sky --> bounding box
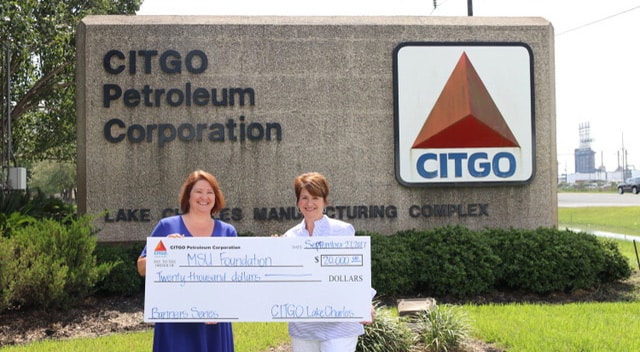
[136,0,640,175]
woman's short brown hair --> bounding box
[293,172,329,202]
[178,170,226,215]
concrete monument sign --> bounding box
[76,16,557,242]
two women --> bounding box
[138,170,373,352]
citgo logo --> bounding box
[393,43,535,186]
[154,240,168,257]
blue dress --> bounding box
[140,216,236,352]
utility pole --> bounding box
[1,40,25,191]
[622,132,629,180]
[2,42,10,189]
[6,43,11,170]
[432,1,472,16]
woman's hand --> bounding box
[361,305,376,325]
[138,234,184,276]
[136,256,147,277]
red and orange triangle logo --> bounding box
[154,240,167,252]
[412,52,519,149]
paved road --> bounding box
[558,192,640,207]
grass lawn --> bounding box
[558,206,640,237]
[0,323,289,352]
[465,301,640,351]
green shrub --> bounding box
[356,303,414,352]
[0,190,31,217]
[368,226,631,299]
[399,226,499,297]
[94,242,145,297]
[0,236,14,310]
[598,238,633,283]
[0,215,114,312]
[541,228,608,291]
[0,212,38,237]
[0,189,75,227]
[390,229,433,296]
[413,304,470,352]
[368,232,415,297]
[485,228,630,293]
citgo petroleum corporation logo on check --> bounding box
[393,43,535,186]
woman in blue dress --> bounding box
[137,170,236,352]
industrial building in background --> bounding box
[563,121,636,186]
[574,122,595,174]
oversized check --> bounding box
[143,236,372,323]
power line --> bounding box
[430,1,640,36]
[430,0,446,15]
[557,5,640,36]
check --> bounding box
[143,236,372,323]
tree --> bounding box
[30,159,76,201]
[0,0,141,165]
